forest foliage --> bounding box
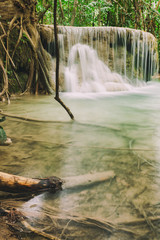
[37,0,160,66]
[37,0,160,65]
[37,0,160,37]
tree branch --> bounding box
[53,0,74,120]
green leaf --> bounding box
[0,127,7,144]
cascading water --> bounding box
[56,27,158,93]
[64,43,132,92]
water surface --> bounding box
[1,82,160,239]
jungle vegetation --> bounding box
[38,0,160,70]
[37,0,160,46]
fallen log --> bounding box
[0,172,63,193]
[0,171,115,194]
[63,171,115,189]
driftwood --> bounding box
[0,172,63,193]
[0,170,115,239]
[0,171,115,194]
[63,171,115,189]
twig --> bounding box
[21,220,61,240]
[59,219,72,238]
[38,4,52,22]
[129,139,156,169]
[117,215,160,225]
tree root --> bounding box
[12,16,23,58]
[0,23,16,69]
[0,109,65,123]
[0,59,10,103]
[24,58,35,94]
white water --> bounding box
[56,27,159,93]
[64,43,133,92]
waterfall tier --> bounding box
[64,43,133,92]
[45,26,159,92]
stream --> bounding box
[1,81,160,239]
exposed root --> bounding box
[22,28,37,53]
[8,15,18,33]
[0,109,64,123]
[12,16,23,58]
[24,58,35,93]
[0,59,10,103]
[0,22,16,69]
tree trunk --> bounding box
[59,0,65,20]
[0,0,54,98]
[98,3,101,26]
[71,0,78,26]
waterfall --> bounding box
[56,27,158,92]
[64,44,132,92]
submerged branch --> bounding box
[22,220,61,240]
[54,96,74,120]
[63,171,115,189]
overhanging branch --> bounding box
[53,0,74,120]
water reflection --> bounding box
[1,82,160,239]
